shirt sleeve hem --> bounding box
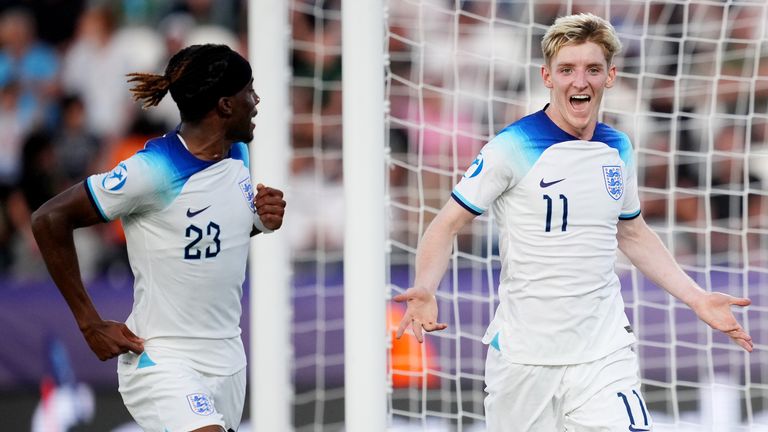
[84,178,110,222]
[618,209,641,220]
[451,191,484,216]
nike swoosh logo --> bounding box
[186,205,211,218]
[539,178,565,188]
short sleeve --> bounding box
[452,135,519,215]
[85,154,164,221]
[619,140,641,220]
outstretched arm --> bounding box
[31,183,144,360]
[617,215,753,352]
[393,199,477,342]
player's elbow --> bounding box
[30,204,52,238]
[30,200,65,240]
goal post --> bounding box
[248,1,292,431]
[342,0,388,431]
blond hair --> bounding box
[541,13,622,66]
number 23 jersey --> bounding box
[85,132,256,374]
[452,107,641,365]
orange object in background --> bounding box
[388,304,439,389]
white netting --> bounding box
[385,0,768,430]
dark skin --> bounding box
[30,80,286,432]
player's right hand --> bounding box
[81,320,145,361]
[393,286,447,343]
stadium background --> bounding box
[0,0,765,431]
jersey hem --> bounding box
[491,339,636,366]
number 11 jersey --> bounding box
[452,107,641,365]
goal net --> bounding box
[384,0,768,430]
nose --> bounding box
[573,71,588,89]
[255,94,261,105]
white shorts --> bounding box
[118,352,246,432]
[484,345,652,432]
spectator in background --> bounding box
[61,4,165,139]
[23,0,85,49]
[0,7,60,131]
[6,131,59,279]
[161,0,240,32]
[61,4,126,138]
[52,94,102,188]
[0,80,32,187]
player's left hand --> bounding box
[393,286,448,343]
[254,184,286,231]
[692,291,753,352]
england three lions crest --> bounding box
[602,166,623,200]
[239,177,256,213]
[187,393,214,416]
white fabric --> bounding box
[86,133,254,375]
[453,108,641,365]
[118,351,246,432]
[484,345,651,432]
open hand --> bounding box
[393,286,447,343]
[692,292,753,352]
[254,184,286,231]
[81,320,144,361]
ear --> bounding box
[541,64,553,89]
[605,64,617,88]
[217,96,233,117]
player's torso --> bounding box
[497,140,626,248]
[126,159,254,267]
[113,141,256,342]
[481,122,637,364]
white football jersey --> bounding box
[453,107,641,365]
[86,132,257,375]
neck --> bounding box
[178,122,232,161]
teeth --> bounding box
[571,95,589,100]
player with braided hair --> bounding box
[31,44,286,432]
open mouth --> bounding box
[570,94,591,109]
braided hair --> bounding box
[127,44,252,123]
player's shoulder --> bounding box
[592,122,634,165]
[493,108,571,152]
[228,142,250,168]
[593,122,632,150]
[135,131,217,179]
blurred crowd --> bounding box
[384,0,768,267]
[0,0,248,281]
[1,0,767,283]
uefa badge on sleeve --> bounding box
[463,152,484,179]
[102,162,128,191]
[602,165,623,200]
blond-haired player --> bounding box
[395,13,752,431]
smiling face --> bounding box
[541,41,616,140]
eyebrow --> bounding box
[555,62,605,68]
